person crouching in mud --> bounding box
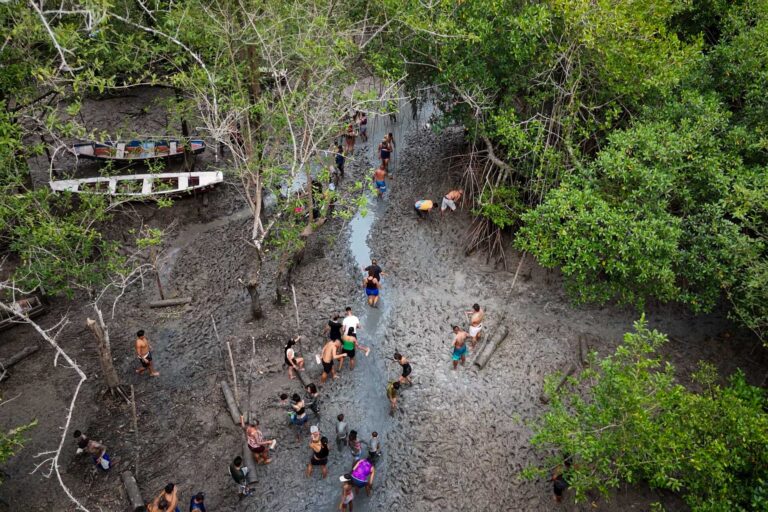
[414,199,435,218]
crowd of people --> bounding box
[65,109,578,511]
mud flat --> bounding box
[1,93,765,512]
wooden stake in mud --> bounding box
[130,385,139,480]
[211,314,226,373]
[227,340,239,403]
[291,284,300,329]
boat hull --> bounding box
[49,171,224,197]
[73,139,205,161]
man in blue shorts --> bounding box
[451,325,469,370]
[373,166,387,197]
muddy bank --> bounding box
[1,93,766,512]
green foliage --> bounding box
[473,186,525,230]
[0,414,36,485]
[528,318,768,510]
[517,94,764,317]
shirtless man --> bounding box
[153,483,179,512]
[451,325,469,370]
[135,330,159,376]
[373,166,387,197]
[441,189,463,218]
[321,339,346,383]
[73,430,111,470]
[467,303,485,348]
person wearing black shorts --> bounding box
[321,339,346,384]
[393,352,412,385]
[324,313,343,341]
[306,436,330,479]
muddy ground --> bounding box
[1,93,767,512]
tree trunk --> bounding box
[86,312,121,391]
[246,276,263,320]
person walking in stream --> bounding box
[363,273,380,307]
[364,258,384,282]
[373,165,387,198]
[358,112,368,143]
[393,352,413,385]
[339,327,370,373]
[342,307,361,336]
[451,325,469,369]
[378,136,392,170]
[324,313,343,342]
[321,339,346,383]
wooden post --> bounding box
[226,341,239,403]
[121,471,146,512]
[86,316,121,391]
[291,284,300,329]
[578,334,591,366]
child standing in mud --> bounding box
[451,325,469,369]
[336,414,349,451]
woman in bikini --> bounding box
[363,274,380,307]
[284,337,304,380]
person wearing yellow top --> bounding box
[414,199,435,218]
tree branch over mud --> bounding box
[0,283,91,512]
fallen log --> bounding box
[147,297,192,308]
[121,471,146,512]
[243,440,259,484]
[220,381,241,424]
[0,345,39,368]
[539,363,576,404]
[473,326,509,369]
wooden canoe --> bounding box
[73,139,205,161]
[49,171,223,197]
[0,295,47,332]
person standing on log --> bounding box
[284,337,305,380]
[440,189,463,218]
[467,303,485,349]
[372,165,387,198]
[393,352,412,386]
[135,330,159,377]
[451,325,469,370]
[321,339,346,383]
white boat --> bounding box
[49,171,224,197]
